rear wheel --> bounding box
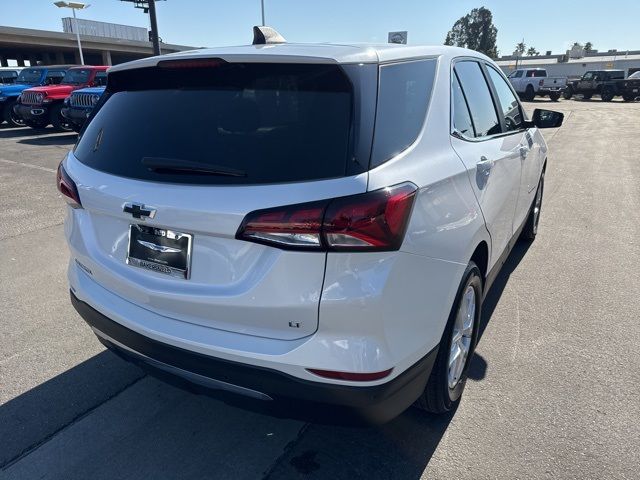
[524,85,535,101]
[2,100,25,127]
[414,262,482,414]
[622,94,636,102]
[520,170,545,241]
[563,87,573,100]
[601,91,614,102]
[549,92,561,102]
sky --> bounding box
[2,0,640,56]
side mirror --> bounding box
[527,108,564,129]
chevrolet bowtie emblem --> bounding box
[123,203,156,220]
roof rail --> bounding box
[252,26,286,45]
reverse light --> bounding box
[236,183,417,252]
[56,161,82,208]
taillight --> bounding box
[56,161,82,208]
[539,79,544,86]
[236,183,417,252]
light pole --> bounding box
[260,0,265,26]
[54,1,89,65]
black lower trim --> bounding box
[71,292,438,424]
[13,103,50,123]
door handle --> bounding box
[519,146,529,159]
[476,156,494,189]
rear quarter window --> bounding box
[370,59,437,167]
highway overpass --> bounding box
[0,25,196,66]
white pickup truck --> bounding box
[507,68,567,101]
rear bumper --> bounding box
[71,291,438,424]
[13,103,50,123]
[538,87,565,95]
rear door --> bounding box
[68,60,376,340]
[450,60,522,268]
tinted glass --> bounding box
[454,61,500,137]
[16,68,42,85]
[0,72,17,83]
[62,68,91,85]
[513,70,523,78]
[47,71,66,85]
[629,71,640,79]
[527,70,546,77]
[370,59,436,167]
[75,63,355,185]
[583,72,595,80]
[452,73,475,137]
[486,66,524,131]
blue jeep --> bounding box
[0,65,73,127]
[61,86,106,132]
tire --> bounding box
[622,94,635,102]
[524,85,535,102]
[24,120,48,130]
[582,93,592,100]
[2,100,25,127]
[549,92,561,102]
[50,104,73,132]
[520,170,545,241]
[414,262,482,414]
[563,87,573,100]
[601,91,614,102]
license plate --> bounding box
[126,225,192,279]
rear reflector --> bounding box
[307,368,393,382]
[56,161,82,208]
[236,183,417,252]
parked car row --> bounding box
[0,64,107,131]
[507,68,640,102]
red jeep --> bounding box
[14,65,108,131]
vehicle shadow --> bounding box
[0,127,43,139]
[17,133,77,146]
[0,245,529,478]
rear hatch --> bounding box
[541,76,567,88]
[68,59,376,340]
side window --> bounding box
[452,73,475,137]
[514,70,523,78]
[454,61,500,138]
[486,66,524,132]
[94,72,107,86]
[370,59,437,167]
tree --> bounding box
[584,42,594,52]
[526,47,539,56]
[444,7,498,58]
[572,42,583,50]
[515,41,526,56]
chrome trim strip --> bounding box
[92,327,273,401]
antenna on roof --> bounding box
[252,26,286,45]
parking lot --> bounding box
[1,98,639,479]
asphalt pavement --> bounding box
[0,98,638,479]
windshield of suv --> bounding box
[62,69,92,85]
[74,62,359,185]
[15,69,43,85]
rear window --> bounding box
[526,70,546,77]
[370,59,436,167]
[75,63,358,185]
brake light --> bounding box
[157,58,226,69]
[56,161,82,208]
[236,183,417,251]
[539,79,544,86]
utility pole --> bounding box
[148,0,160,56]
[261,0,265,26]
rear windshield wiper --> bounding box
[142,157,246,177]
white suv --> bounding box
[58,34,563,424]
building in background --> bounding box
[62,18,148,43]
[0,24,195,67]
[497,48,640,78]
